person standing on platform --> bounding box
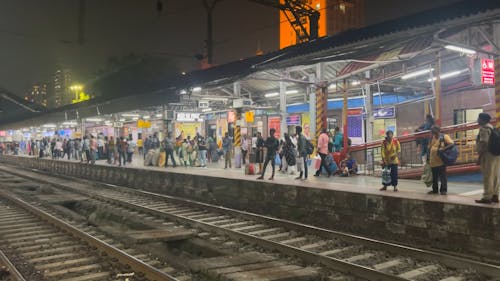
[127,137,136,163]
[164,133,177,168]
[380,130,401,192]
[89,135,98,165]
[108,136,115,164]
[198,136,208,168]
[257,128,279,180]
[416,114,435,163]
[137,137,143,157]
[333,127,344,152]
[117,136,127,166]
[241,134,249,165]
[256,132,265,173]
[427,126,453,195]
[475,113,500,204]
[222,132,233,169]
[315,128,332,177]
[294,126,308,180]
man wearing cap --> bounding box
[475,113,499,204]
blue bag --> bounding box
[438,134,458,166]
[274,153,281,166]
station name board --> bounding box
[176,112,202,122]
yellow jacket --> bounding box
[381,138,401,165]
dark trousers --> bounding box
[242,149,247,165]
[384,164,398,187]
[431,165,447,193]
[118,151,126,166]
[261,154,276,178]
[300,156,308,179]
[315,152,330,176]
[166,149,176,167]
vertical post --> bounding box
[435,51,442,126]
[495,22,500,128]
[364,83,373,142]
[342,79,348,152]
[279,80,287,139]
[234,81,242,148]
[314,63,326,144]
[308,74,316,140]
[424,100,430,117]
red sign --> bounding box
[268,117,281,138]
[481,59,495,85]
[347,108,363,116]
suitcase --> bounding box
[235,152,242,168]
[144,149,155,166]
[245,163,255,175]
[159,152,166,167]
[152,151,160,166]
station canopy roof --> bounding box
[1,0,498,130]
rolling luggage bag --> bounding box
[144,149,154,166]
[245,163,255,175]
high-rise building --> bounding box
[279,0,365,49]
[51,69,72,108]
[24,83,49,107]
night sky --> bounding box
[0,0,463,97]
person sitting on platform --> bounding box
[339,154,357,176]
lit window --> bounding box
[339,3,346,13]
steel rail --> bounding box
[0,249,26,281]
[0,189,180,281]
[2,166,500,279]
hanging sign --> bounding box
[286,115,301,125]
[176,112,201,122]
[373,107,396,119]
[481,59,495,85]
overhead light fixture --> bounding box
[401,68,434,80]
[119,118,126,122]
[351,80,361,86]
[192,87,202,92]
[202,108,212,112]
[180,89,187,95]
[427,69,468,82]
[445,45,476,55]
[86,118,103,122]
[265,92,279,98]
[201,97,228,101]
[42,124,57,128]
[132,117,139,121]
[143,115,150,119]
[121,113,139,117]
[155,113,163,118]
[286,90,299,94]
[328,84,336,89]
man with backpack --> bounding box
[427,126,454,195]
[257,128,279,180]
[380,130,401,192]
[475,113,500,204]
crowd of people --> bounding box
[1,112,498,205]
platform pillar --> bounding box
[495,23,500,128]
[342,79,348,151]
[434,51,442,126]
[279,80,287,138]
[315,86,327,144]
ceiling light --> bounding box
[265,92,279,98]
[143,115,150,119]
[286,90,299,94]
[122,113,140,117]
[202,108,212,112]
[445,45,476,55]
[132,117,139,121]
[201,97,228,101]
[86,118,103,122]
[192,87,202,92]
[351,80,360,86]
[155,113,163,118]
[427,69,468,82]
[180,89,187,95]
[42,124,57,128]
[328,84,336,89]
[119,118,126,122]
[401,68,434,80]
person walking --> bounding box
[380,130,401,192]
[257,128,279,180]
[427,126,453,195]
[283,134,296,174]
[295,126,308,180]
[314,128,331,177]
[222,132,233,169]
[256,132,265,173]
[475,113,500,204]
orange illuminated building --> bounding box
[280,0,365,49]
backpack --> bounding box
[438,134,458,165]
[305,138,314,155]
[488,128,500,156]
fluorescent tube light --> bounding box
[86,118,103,122]
[122,113,140,117]
[445,45,476,55]
[155,114,163,118]
[402,68,434,80]
[265,92,279,98]
[427,69,468,82]
[202,108,212,112]
[286,90,299,94]
[192,87,202,92]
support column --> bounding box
[233,81,242,147]
[365,84,374,142]
[342,79,348,151]
[308,74,316,140]
[279,80,287,138]
[495,22,500,128]
[435,51,442,126]
[315,87,327,143]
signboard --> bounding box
[113,122,123,128]
[245,111,254,123]
[176,112,202,122]
[286,115,301,125]
[347,108,363,116]
[268,117,281,138]
[373,107,396,119]
[233,99,252,108]
[227,111,236,123]
[481,59,495,85]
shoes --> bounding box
[380,186,387,191]
[268,177,274,180]
[313,174,320,177]
[475,198,491,204]
[393,187,398,192]
[440,192,447,195]
[256,176,263,180]
[492,195,499,203]
[427,190,438,194]
[294,176,301,180]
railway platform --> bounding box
[0,154,499,262]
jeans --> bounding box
[241,149,247,165]
[431,165,447,193]
[118,151,126,166]
[166,149,176,167]
[261,154,276,178]
[383,164,398,187]
[199,150,207,166]
[225,150,232,168]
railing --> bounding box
[348,121,494,176]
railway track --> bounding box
[0,188,179,281]
[1,166,500,281]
